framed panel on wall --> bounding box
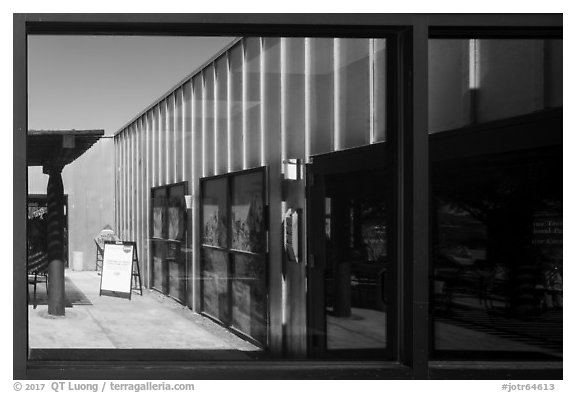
[150,182,189,304]
[200,167,268,347]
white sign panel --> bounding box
[100,242,134,296]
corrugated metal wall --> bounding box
[114,37,387,355]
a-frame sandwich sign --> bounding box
[99,241,142,300]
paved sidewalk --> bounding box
[28,270,260,358]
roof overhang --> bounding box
[27,129,105,171]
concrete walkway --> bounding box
[28,270,260,358]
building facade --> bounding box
[113,31,562,369]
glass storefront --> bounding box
[21,17,562,379]
[429,38,562,360]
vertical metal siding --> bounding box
[191,75,203,311]
[113,36,389,353]
[145,112,152,285]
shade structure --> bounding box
[27,129,104,315]
[27,129,104,169]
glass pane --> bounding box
[167,185,185,241]
[232,253,267,345]
[201,178,227,248]
[151,240,167,292]
[201,248,229,323]
[432,148,562,359]
[429,37,563,360]
[323,168,389,353]
[152,188,166,239]
[167,237,186,304]
[231,171,265,253]
[26,33,395,363]
[151,188,167,292]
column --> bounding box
[45,166,66,316]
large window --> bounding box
[17,14,562,380]
[200,168,268,347]
[429,38,562,360]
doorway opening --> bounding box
[150,182,189,305]
[307,143,396,359]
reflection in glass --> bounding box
[215,56,228,175]
[153,207,164,238]
[167,207,183,240]
[231,172,265,253]
[167,185,185,242]
[429,37,563,360]
[309,38,334,155]
[203,66,216,177]
[200,169,267,347]
[338,39,370,149]
[202,248,229,323]
[244,37,262,168]
[175,88,184,182]
[151,188,167,292]
[323,168,388,352]
[232,254,267,345]
[167,94,176,183]
[152,190,166,239]
[202,178,227,247]
[432,149,562,359]
[429,39,563,133]
[373,39,387,142]
[27,199,49,273]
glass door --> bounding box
[307,144,395,359]
[150,182,188,304]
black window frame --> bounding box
[14,13,562,380]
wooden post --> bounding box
[45,166,66,316]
